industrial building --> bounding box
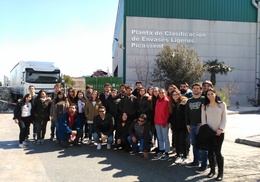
[112,0,260,105]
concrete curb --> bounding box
[235,135,260,148]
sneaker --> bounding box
[175,157,182,164]
[185,162,200,168]
[181,158,189,165]
[86,140,92,145]
[154,152,163,159]
[22,141,28,146]
[97,143,102,150]
[160,153,169,160]
[195,167,207,174]
[36,140,41,144]
[25,138,29,142]
[33,133,37,140]
[18,143,25,148]
[50,136,54,141]
[130,151,139,155]
[107,144,111,149]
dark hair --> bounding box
[21,94,32,106]
[99,105,106,110]
[180,82,189,87]
[202,80,213,88]
[120,83,126,88]
[135,81,142,85]
[70,103,77,109]
[204,88,222,110]
[37,89,47,98]
[192,83,202,90]
[86,85,93,89]
[126,86,133,91]
[139,114,147,121]
[89,90,100,102]
[104,83,111,88]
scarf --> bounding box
[67,111,76,129]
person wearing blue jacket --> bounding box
[57,104,83,147]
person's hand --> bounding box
[132,136,137,143]
[117,139,121,145]
[168,123,172,129]
[186,125,191,133]
[216,129,222,136]
[71,130,77,136]
[143,151,149,159]
[101,134,108,142]
[14,119,18,124]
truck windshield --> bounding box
[25,71,60,83]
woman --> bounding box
[169,90,188,165]
[115,113,131,151]
[201,88,227,181]
[147,86,153,96]
[34,90,52,144]
[50,91,70,142]
[153,88,170,160]
[13,94,33,148]
[74,90,88,142]
[67,87,76,105]
[84,90,102,144]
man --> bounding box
[106,88,121,124]
[85,85,93,99]
[118,83,127,99]
[132,81,142,98]
[93,106,114,150]
[185,83,208,173]
[118,86,138,122]
[202,80,214,97]
[57,104,83,147]
[127,114,151,158]
[99,83,111,107]
[180,82,193,99]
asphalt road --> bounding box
[0,113,260,182]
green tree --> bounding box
[0,81,2,86]
[152,44,204,87]
[203,59,234,86]
[62,74,75,88]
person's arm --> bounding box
[185,100,191,133]
[93,116,101,137]
[217,102,227,136]
[201,105,206,125]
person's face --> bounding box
[111,90,117,97]
[138,118,146,125]
[192,86,201,95]
[159,90,165,99]
[122,113,127,121]
[58,93,64,99]
[120,86,126,92]
[139,89,145,96]
[202,84,211,92]
[29,87,35,93]
[68,106,77,114]
[126,88,132,95]
[54,86,60,92]
[92,92,97,99]
[87,88,93,93]
[207,90,216,101]
[168,86,174,93]
[40,92,46,98]
[148,88,153,95]
[136,83,142,89]
[69,90,75,97]
[153,89,159,97]
[172,92,180,101]
[180,84,188,92]
[77,92,83,98]
[99,108,106,116]
[104,86,111,92]
[26,95,32,102]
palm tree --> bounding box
[203,59,234,86]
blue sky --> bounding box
[0,0,118,82]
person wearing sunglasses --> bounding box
[127,114,151,159]
[93,106,114,150]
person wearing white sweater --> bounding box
[201,88,227,181]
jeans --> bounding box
[127,134,145,152]
[50,121,56,138]
[93,132,113,144]
[190,125,208,168]
[88,123,93,140]
[155,124,170,153]
[174,130,189,158]
[18,117,31,144]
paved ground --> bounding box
[0,107,260,182]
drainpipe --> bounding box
[252,0,260,101]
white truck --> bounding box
[9,61,61,101]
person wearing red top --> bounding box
[153,88,170,160]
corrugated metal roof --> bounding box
[125,0,257,22]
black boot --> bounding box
[216,157,224,181]
[207,155,215,178]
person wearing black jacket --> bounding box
[127,114,151,158]
[115,113,131,151]
[93,106,114,150]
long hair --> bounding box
[204,88,222,110]
[21,94,32,106]
[89,90,100,102]
[168,89,185,113]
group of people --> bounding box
[13,80,227,181]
